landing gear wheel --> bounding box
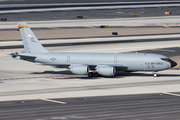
[88,72,93,77]
[153,72,157,77]
[94,72,99,77]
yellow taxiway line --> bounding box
[162,92,180,97]
[41,98,67,104]
[163,25,169,28]
[0,56,10,59]
[0,70,25,74]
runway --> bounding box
[1,1,179,11]
[0,93,180,120]
[1,4,180,22]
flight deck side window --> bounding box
[161,58,170,62]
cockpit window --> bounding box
[161,58,170,62]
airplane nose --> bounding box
[170,60,177,68]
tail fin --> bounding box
[17,22,48,53]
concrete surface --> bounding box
[1,27,180,41]
[1,16,180,29]
[0,40,179,101]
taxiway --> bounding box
[0,7,180,119]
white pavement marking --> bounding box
[162,92,180,97]
[41,98,67,104]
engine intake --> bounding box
[96,65,116,76]
[70,64,89,75]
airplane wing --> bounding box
[88,64,128,71]
[38,63,128,71]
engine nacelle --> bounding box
[70,65,89,75]
[96,65,116,76]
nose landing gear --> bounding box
[153,72,157,77]
[88,72,94,77]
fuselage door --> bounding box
[67,56,70,62]
[114,57,117,63]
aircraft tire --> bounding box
[94,72,99,77]
[88,72,93,77]
[153,72,157,77]
[154,73,157,77]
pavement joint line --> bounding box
[0,75,62,81]
[50,46,83,51]
[162,92,180,97]
[41,98,67,104]
[46,27,60,29]
[157,49,175,52]
[0,70,26,74]
[84,26,95,29]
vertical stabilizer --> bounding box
[17,22,48,53]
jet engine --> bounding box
[96,65,116,76]
[70,65,89,75]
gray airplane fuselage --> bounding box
[25,52,174,72]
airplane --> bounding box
[11,22,177,77]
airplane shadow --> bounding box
[31,70,73,75]
[30,71,180,78]
[115,72,180,77]
[31,70,101,79]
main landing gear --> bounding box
[88,72,93,77]
[88,72,99,77]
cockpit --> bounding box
[161,58,177,68]
[161,58,171,62]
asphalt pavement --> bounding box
[0,6,178,21]
[0,93,180,120]
[1,1,180,10]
